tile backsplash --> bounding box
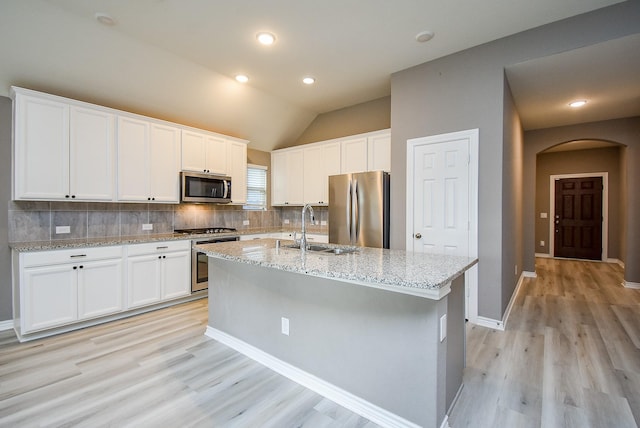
[7,201,327,242]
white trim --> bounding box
[535,252,551,258]
[472,270,531,331]
[475,316,504,331]
[549,172,608,261]
[0,320,13,331]
[608,258,625,268]
[624,281,640,289]
[440,415,451,428]
[205,327,422,428]
[406,129,479,323]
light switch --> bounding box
[540,212,548,219]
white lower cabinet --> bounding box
[19,246,124,333]
[14,239,191,340]
[126,240,191,309]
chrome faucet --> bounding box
[300,203,315,251]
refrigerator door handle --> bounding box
[353,179,360,243]
[347,180,352,242]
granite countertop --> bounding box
[197,238,478,300]
[9,229,321,252]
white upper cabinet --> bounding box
[12,87,248,205]
[271,129,389,206]
[13,89,116,201]
[271,148,304,205]
[227,140,248,204]
[303,142,341,205]
[181,130,227,175]
[118,117,180,203]
[340,136,368,174]
[70,106,115,200]
[367,132,391,172]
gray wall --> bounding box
[209,258,465,427]
[535,147,622,258]
[523,117,640,284]
[501,78,524,313]
[390,1,640,320]
[0,96,11,320]
[286,96,390,149]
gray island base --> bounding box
[197,239,477,428]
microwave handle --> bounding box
[223,180,229,199]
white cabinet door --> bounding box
[206,136,228,175]
[70,106,115,201]
[161,250,191,300]
[77,258,124,320]
[127,254,161,309]
[14,94,69,200]
[367,133,391,172]
[117,116,150,202]
[341,137,368,174]
[181,130,207,172]
[149,123,180,203]
[272,149,304,206]
[22,264,77,332]
[227,140,247,204]
[303,145,323,204]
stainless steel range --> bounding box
[174,227,239,292]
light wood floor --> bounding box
[0,299,380,428]
[3,258,638,428]
[449,257,640,428]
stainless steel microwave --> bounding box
[181,172,232,203]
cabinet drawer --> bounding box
[127,240,190,256]
[21,246,124,268]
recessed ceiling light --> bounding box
[256,32,276,45]
[415,30,435,43]
[569,100,587,108]
[95,12,115,26]
[235,75,249,83]
[302,77,315,85]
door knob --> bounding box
[415,233,422,239]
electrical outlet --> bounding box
[281,317,290,336]
[243,220,250,226]
[55,226,70,234]
[540,240,545,247]
[515,264,518,275]
[284,219,290,224]
[142,223,153,231]
[540,212,548,219]
[321,220,327,226]
[440,314,447,342]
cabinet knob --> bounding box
[148,197,151,201]
[71,195,76,199]
[79,265,83,269]
[152,197,155,201]
[65,195,70,198]
[414,233,422,239]
[73,266,77,270]
[163,255,166,259]
[158,256,162,259]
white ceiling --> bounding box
[505,33,640,131]
[0,0,633,151]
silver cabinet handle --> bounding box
[415,233,422,239]
[156,246,169,250]
[70,254,87,258]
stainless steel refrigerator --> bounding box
[329,171,390,248]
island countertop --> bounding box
[197,238,477,300]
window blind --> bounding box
[245,164,267,210]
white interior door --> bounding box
[407,129,478,322]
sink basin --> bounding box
[282,243,358,255]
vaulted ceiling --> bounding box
[0,0,635,151]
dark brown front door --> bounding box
[554,177,603,260]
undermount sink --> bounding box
[283,243,358,255]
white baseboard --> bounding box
[608,258,625,268]
[624,281,640,289]
[473,270,531,332]
[205,327,422,428]
[535,253,551,258]
[474,316,504,331]
[0,320,13,331]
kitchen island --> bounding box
[197,239,477,428]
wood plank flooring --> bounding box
[449,258,640,428]
[0,299,380,428]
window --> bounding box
[244,164,268,210]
